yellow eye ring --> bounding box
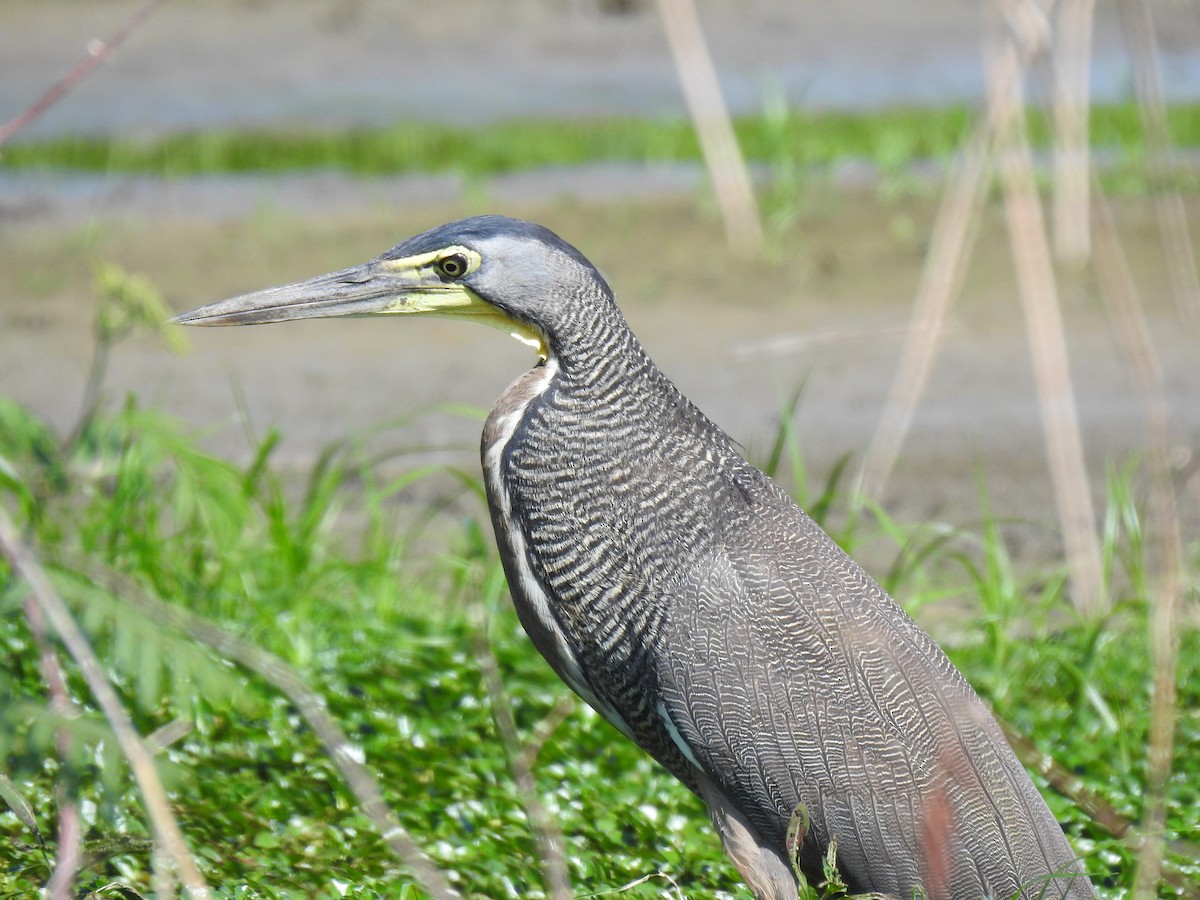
[437,253,469,278]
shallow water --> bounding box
[5,0,1200,140]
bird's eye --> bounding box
[437,253,468,278]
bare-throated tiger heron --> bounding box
[175,216,1095,899]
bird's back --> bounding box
[660,478,1091,897]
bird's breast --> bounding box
[482,359,638,738]
[481,359,752,757]
[481,359,558,480]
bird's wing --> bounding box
[654,495,1074,898]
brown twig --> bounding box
[1000,718,1133,841]
[0,0,168,147]
[0,504,211,898]
[23,592,83,900]
[1001,713,1200,893]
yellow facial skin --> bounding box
[174,244,549,361]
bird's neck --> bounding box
[542,316,667,412]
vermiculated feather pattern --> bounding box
[474,222,1094,899]
[181,214,1096,900]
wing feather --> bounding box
[655,491,1088,898]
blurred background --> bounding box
[2,2,1200,896]
[2,0,1198,531]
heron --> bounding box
[175,216,1095,899]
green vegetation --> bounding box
[0,268,1197,898]
[4,103,1200,181]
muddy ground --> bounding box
[4,187,1198,549]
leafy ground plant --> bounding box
[0,271,1197,897]
[5,103,1200,192]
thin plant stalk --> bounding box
[857,0,1045,503]
[1133,473,1185,899]
[989,0,1105,616]
[519,694,577,776]
[656,0,763,256]
[73,560,463,900]
[44,803,80,900]
[0,0,167,146]
[471,566,573,900]
[1119,0,1200,330]
[862,0,1111,618]
[1052,0,1095,264]
[23,595,83,899]
[0,505,211,898]
[854,126,990,502]
[66,319,113,451]
[1091,190,1185,899]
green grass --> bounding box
[4,103,1200,180]
[0,395,744,898]
[0,292,1197,898]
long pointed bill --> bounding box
[172,255,547,357]
[173,260,481,327]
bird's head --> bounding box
[173,215,617,361]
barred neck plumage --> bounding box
[482,277,764,746]
[525,279,743,475]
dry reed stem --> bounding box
[74,561,464,899]
[656,0,763,256]
[998,718,1130,841]
[1091,191,1185,900]
[857,0,1052,502]
[1002,712,1200,892]
[854,127,991,502]
[44,794,80,900]
[45,806,81,900]
[1119,0,1200,331]
[1091,193,1164,401]
[471,582,574,900]
[989,0,1105,616]
[519,694,577,775]
[0,505,212,898]
[865,0,1109,619]
[1052,0,1096,264]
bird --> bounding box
[175,215,1095,899]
